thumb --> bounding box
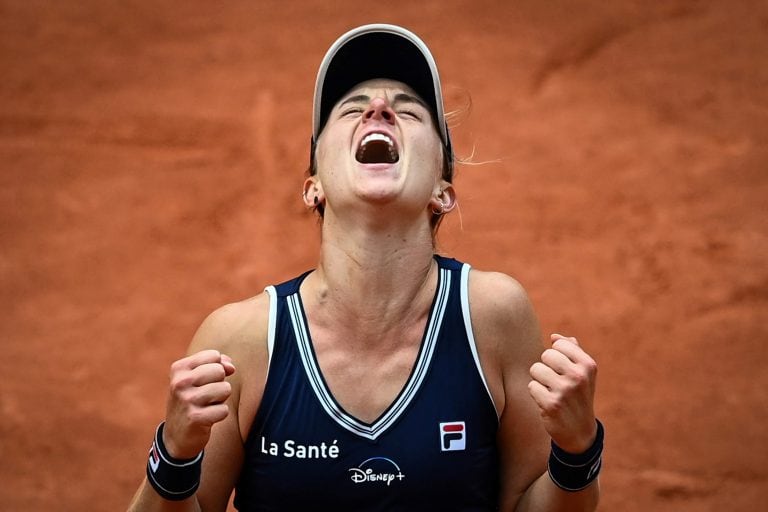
[551,333,579,346]
[221,354,236,376]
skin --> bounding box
[127,79,600,512]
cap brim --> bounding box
[312,24,448,147]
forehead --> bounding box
[335,79,424,106]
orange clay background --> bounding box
[1,1,766,511]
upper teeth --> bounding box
[361,133,394,147]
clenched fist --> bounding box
[162,349,236,459]
[528,334,598,454]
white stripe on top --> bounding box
[264,285,278,374]
[459,263,499,420]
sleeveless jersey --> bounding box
[234,256,500,511]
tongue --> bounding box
[356,140,398,164]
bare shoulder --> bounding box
[468,270,531,317]
[467,269,542,365]
[188,291,271,359]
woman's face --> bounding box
[313,79,445,221]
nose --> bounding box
[363,97,395,125]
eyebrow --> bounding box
[339,93,429,110]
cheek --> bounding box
[411,135,444,171]
[314,146,337,180]
[316,129,352,168]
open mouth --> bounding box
[356,132,399,164]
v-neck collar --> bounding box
[286,265,451,441]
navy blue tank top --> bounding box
[234,256,499,511]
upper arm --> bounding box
[186,292,272,512]
[468,270,550,511]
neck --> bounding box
[304,208,437,343]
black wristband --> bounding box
[548,419,604,492]
[145,422,204,501]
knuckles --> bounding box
[528,361,546,378]
[169,362,228,394]
[569,367,590,385]
[540,348,560,365]
[169,358,188,374]
[170,373,195,395]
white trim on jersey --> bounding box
[287,267,452,441]
[459,264,500,420]
[265,285,278,374]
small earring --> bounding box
[431,200,445,215]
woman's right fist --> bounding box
[162,350,236,459]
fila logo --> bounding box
[440,421,466,451]
[148,443,160,473]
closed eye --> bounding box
[397,109,422,120]
[341,107,364,117]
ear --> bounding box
[302,177,325,208]
[430,182,456,214]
